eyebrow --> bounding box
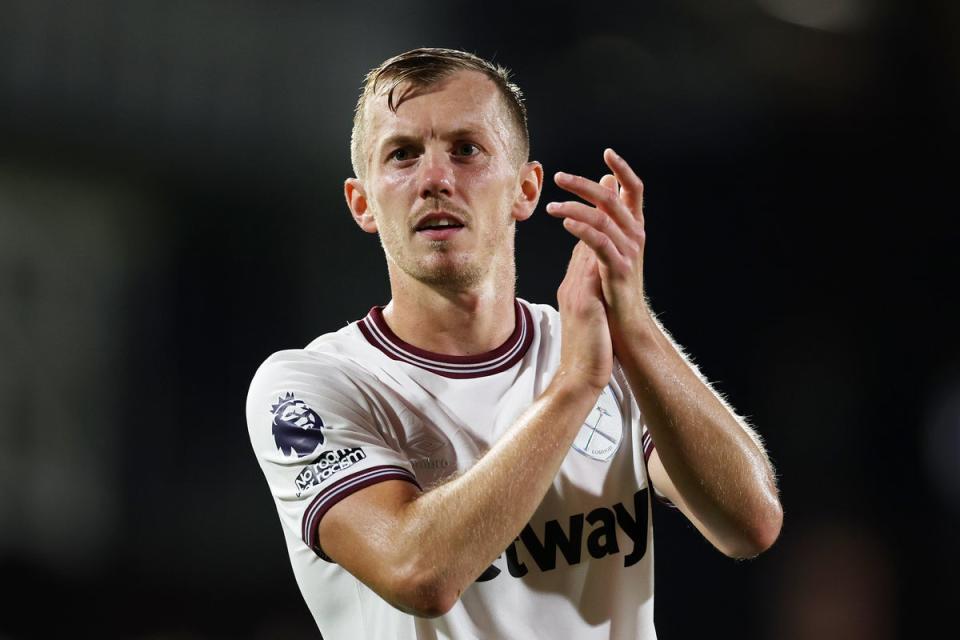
[378,126,488,153]
[378,134,419,154]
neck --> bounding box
[382,262,517,357]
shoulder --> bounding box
[251,320,374,380]
[245,347,389,459]
[249,348,345,387]
[246,324,382,416]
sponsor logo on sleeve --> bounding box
[271,392,325,457]
[295,447,367,496]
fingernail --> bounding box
[555,171,569,181]
[546,202,559,212]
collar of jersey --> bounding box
[357,299,534,378]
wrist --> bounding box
[611,304,659,343]
[547,368,607,407]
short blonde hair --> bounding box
[350,48,529,178]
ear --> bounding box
[344,178,378,234]
[511,161,543,222]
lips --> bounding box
[414,211,465,240]
[414,211,466,231]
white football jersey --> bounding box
[246,299,659,639]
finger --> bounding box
[546,200,636,256]
[553,171,636,232]
[562,218,630,273]
[599,173,619,195]
[566,240,590,277]
[603,148,644,221]
[562,240,599,301]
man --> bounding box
[247,47,782,639]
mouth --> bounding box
[414,211,466,240]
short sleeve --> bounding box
[246,349,421,560]
[640,424,676,507]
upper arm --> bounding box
[646,425,781,559]
[246,352,420,561]
[318,479,425,608]
[319,480,459,617]
[246,352,457,614]
[647,448,734,556]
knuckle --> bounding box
[595,211,610,231]
[597,234,612,254]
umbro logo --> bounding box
[408,435,446,457]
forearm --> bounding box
[614,309,782,556]
[545,149,781,555]
[395,371,600,605]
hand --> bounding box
[547,149,651,338]
[556,241,613,393]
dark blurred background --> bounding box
[1,0,958,638]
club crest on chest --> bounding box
[571,385,623,462]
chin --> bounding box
[413,257,484,289]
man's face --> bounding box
[356,71,526,290]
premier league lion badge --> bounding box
[271,392,325,457]
[571,385,623,461]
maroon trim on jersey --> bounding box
[642,430,655,463]
[302,465,421,561]
[641,431,677,508]
[356,299,534,378]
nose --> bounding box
[417,149,454,200]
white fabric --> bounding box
[246,299,658,639]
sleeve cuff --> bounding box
[642,430,655,463]
[641,431,677,509]
[301,465,421,561]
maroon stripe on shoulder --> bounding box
[301,465,421,561]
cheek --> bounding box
[368,176,412,226]
[370,171,414,213]
[463,165,515,204]
[380,171,411,191]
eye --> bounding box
[454,142,480,157]
[389,148,411,162]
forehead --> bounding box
[365,70,511,145]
